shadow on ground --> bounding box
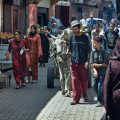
[0,60,61,120]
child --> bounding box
[90,37,108,107]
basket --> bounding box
[0,74,11,89]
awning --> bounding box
[37,0,60,7]
[27,0,60,7]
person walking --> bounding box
[91,24,104,51]
[39,27,49,67]
[26,25,43,83]
[67,20,91,105]
[90,37,108,107]
[80,15,88,28]
[87,15,96,36]
[50,23,59,36]
[6,30,28,89]
[101,37,120,120]
[91,24,104,40]
[105,23,119,57]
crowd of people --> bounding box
[5,14,120,120]
[68,15,120,120]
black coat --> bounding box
[39,33,49,63]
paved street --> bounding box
[0,59,104,120]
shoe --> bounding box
[96,102,102,107]
[32,80,36,83]
[43,63,46,67]
[15,85,20,89]
[25,80,28,83]
[62,89,65,95]
[39,64,42,67]
[83,95,88,102]
[25,80,30,83]
[22,82,26,86]
[70,100,79,105]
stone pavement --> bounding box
[0,59,104,120]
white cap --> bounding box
[99,31,105,36]
[53,23,56,25]
[71,20,80,27]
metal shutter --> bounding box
[19,6,26,35]
[3,4,11,32]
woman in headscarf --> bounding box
[26,25,43,83]
[6,30,28,89]
[101,37,120,120]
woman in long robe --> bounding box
[26,25,43,82]
[6,30,28,89]
[39,27,49,67]
[102,37,120,120]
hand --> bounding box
[39,55,43,60]
[94,72,98,79]
[91,63,98,68]
[5,53,9,61]
[24,48,29,52]
[45,33,48,36]
[26,34,30,39]
[66,51,69,54]
[85,62,89,69]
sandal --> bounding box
[15,83,20,89]
[15,85,20,89]
[22,82,26,86]
[32,80,36,83]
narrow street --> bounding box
[0,59,104,120]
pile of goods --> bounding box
[0,32,14,39]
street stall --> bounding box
[0,33,13,65]
[0,32,13,69]
[0,32,13,88]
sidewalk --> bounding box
[0,59,104,120]
[36,88,104,120]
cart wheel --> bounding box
[47,67,54,88]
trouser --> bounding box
[70,63,89,102]
[94,74,105,102]
[108,49,114,58]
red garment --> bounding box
[8,39,28,84]
[26,34,42,80]
[102,38,120,120]
[70,63,89,102]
